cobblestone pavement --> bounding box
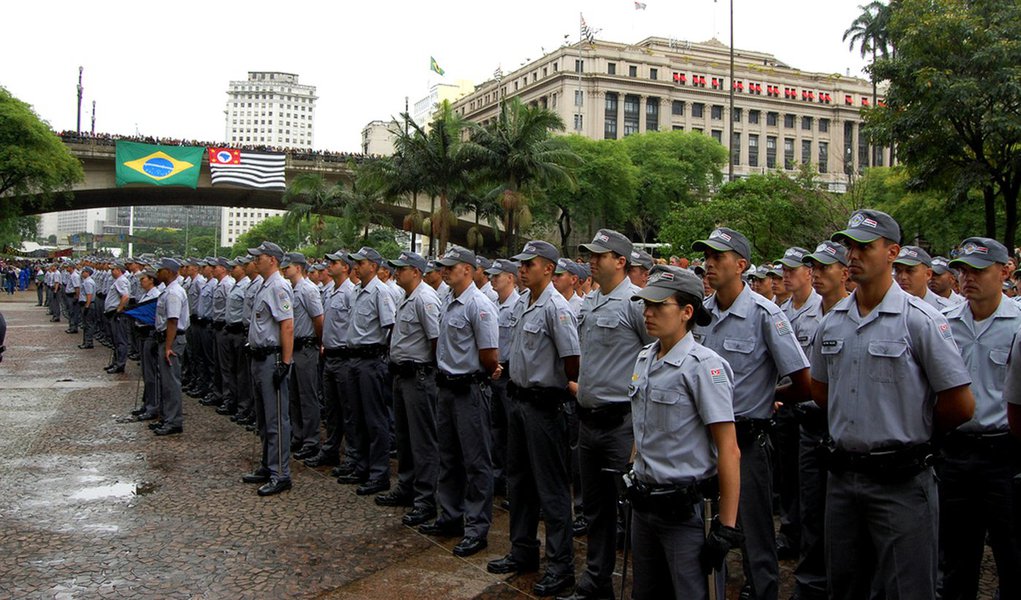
[0,292,1000,599]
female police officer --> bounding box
[628,265,742,600]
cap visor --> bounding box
[388,259,411,268]
[436,258,463,267]
[831,229,881,244]
[803,254,838,266]
[949,257,998,270]
[484,267,501,276]
[692,240,734,254]
[510,252,538,261]
[778,258,806,268]
[324,252,344,261]
[247,248,264,256]
[892,258,924,267]
[579,242,612,254]
[631,286,676,303]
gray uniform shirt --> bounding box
[156,280,189,332]
[322,278,355,350]
[129,271,142,301]
[139,286,161,303]
[212,276,235,321]
[577,278,654,408]
[197,277,217,320]
[79,277,96,303]
[693,284,810,419]
[347,276,396,348]
[291,277,325,339]
[436,282,499,375]
[810,284,972,452]
[630,334,735,485]
[226,276,250,325]
[389,282,441,364]
[496,289,521,362]
[106,274,131,312]
[480,281,498,303]
[943,297,1021,433]
[187,274,206,316]
[923,288,956,311]
[247,271,294,348]
[243,275,262,326]
[66,271,81,295]
[782,290,824,354]
[508,282,581,389]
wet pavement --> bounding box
[0,292,1001,599]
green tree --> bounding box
[0,87,83,203]
[660,170,853,263]
[231,215,307,255]
[282,173,344,253]
[621,130,727,243]
[868,0,1021,249]
[339,161,391,243]
[0,214,40,250]
[466,97,579,253]
[533,136,638,255]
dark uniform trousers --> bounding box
[937,433,1020,600]
[140,331,160,417]
[66,293,80,329]
[826,469,938,600]
[631,501,725,600]
[251,353,292,481]
[490,372,510,491]
[737,424,779,600]
[349,354,390,482]
[183,317,198,383]
[506,392,574,576]
[214,326,234,407]
[81,303,97,345]
[111,313,131,368]
[288,344,321,452]
[49,287,61,320]
[223,328,248,415]
[159,336,186,428]
[320,354,359,464]
[577,411,633,593]
[436,380,493,539]
[793,411,829,600]
[393,368,439,512]
[773,405,801,548]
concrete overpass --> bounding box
[20,139,495,247]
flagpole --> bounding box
[728,0,735,182]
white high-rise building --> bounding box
[221,71,318,246]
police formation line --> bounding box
[39,208,1020,600]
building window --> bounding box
[575,59,584,73]
[712,130,723,143]
[692,103,704,118]
[575,90,584,107]
[819,141,828,173]
[767,111,778,126]
[766,136,777,168]
[672,125,684,131]
[748,134,759,167]
[819,118,830,133]
[731,132,741,165]
[672,100,684,116]
[646,97,659,131]
[608,63,616,75]
[802,116,813,131]
[693,127,703,134]
[574,114,583,131]
[623,94,641,136]
[711,105,723,120]
[784,114,796,128]
[605,93,619,139]
[542,67,548,77]
[749,110,760,125]
[733,107,742,123]
[784,138,795,169]
[802,139,812,165]
[650,68,658,81]
[628,65,638,77]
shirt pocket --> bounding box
[447,315,470,344]
[648,387,685,432]
[399,310,419,334]
[523,320,544,350]
[721,338,756,371]
[989,349,1009,378]
[592,315,621,343]
[866,340,908,383]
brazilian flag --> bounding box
[115,141,203,188]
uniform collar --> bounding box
[499,289,520,308]
[525,281,558,310]
[451,281,480,305]
[706,282,753,320]
[654,332,697,367]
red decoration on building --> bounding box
[862,97,870,106]
[845,94,853,105]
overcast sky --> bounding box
[3,0,871,153]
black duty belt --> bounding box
[625,478,710,521]
[212,320,226,330]
[135,325,155,336]
[794,401,827,431]
[155,330,167,342]
[735,417,773,447]
[322,347,348,358]
[193,317,210,326]
[295,336,319,350]
[225,323,245,334]
[578,403,631,429]
[346,344,386,359]
[941,431,1013,455]
[827,443,935,483]
[436,371,487,390]
[250,345,282,359]
[508,382,571,407]
[389,361,435,377]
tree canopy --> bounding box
[0,86,83,200]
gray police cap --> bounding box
[949,237,1011,270]
[930,256,952,275]
[832,209,901,244]
[389,251,427,272]
[248,241,284,261]
[437,245,477,267]
[280,252,307,268]
[629,249,655,271]
[485,258,520,277]
[631,265,712,326]
[803,241,849,266]
[692,227,752,263]
[893,245,933,268]
[511,240,560,264]
[777,247,811,268]
[349,246,383,265]
[579,228,633,259]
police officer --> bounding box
[154,258,189,436]
[340,246,396,496]
[792,241,849,600]
[474,255,499,303]
[182,259,206,395]
[553,258,583,316]
[218,259,250,417]
[567,229,654,600]
[893,245,957,310]
[280,253,324,461]
[105,263,132,374]
[488,240,580,597]
[236,257,262,429]
[420,245,499,559]
[627,265,742,600]
[134,269,163,422]
[748,265,773,301]
[64,263,81,334]
[306,250,357,472]
[380,251,442,527]
[930,256,966,306]
[205,257,235,409]
[627,249,654,288]
[485,258,520,499]
[810,210,974,600]
[242,242,295,496]
[939,237,1021,600]
[77,266,97,350]
[691,228,810,600]
[424,260,451,305]
[194,259,220,402]
[553,256,585,535]
[47,264,61,322]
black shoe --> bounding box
[245,422,258,432]
[215,404,236,416]
[135,413,158,421]
[337,472,369,485]
[739,584,753,600]
[418,521,464,538]
[572,515,589,537]
[127,353,140,361]
[65,329,78,334]
[401,507,436,527]
[375,490,414,507]
[293,446,319,461]
[50,317,60,322]
[356,479,390,496]
[330,461,356,477]
[487,554,539,575]
[105,365,125,374]
[148,421,165,431]
[131,407,148,416]
[500,499,511,511]
[533,572,575,597]
[557,587,615,600]
[153,425,183,436]
[242,468,271,484]
[199,396,220,406]
[78,343,94,349]
[453,536,488,557]
[304,452,339,468]
[257,478,292,496]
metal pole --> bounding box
[728,0,735,182]
[705,497,718,600]
[90,101,96,136]
[76,66,83,136]
[128,206,135,257]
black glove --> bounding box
[272,362,293,389]
[699,516,744,575]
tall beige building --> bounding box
[453,37,887,192]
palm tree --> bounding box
[367,122,428,254]
[844,1,894,167]
[338,161,388,243]
[282,173,344,253]
[464,97,579,253]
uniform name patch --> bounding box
[710,368,727,384]
[821,339,838,347]
[775,319,792,336]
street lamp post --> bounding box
[728,0,735,182]
[76,66,83,136]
